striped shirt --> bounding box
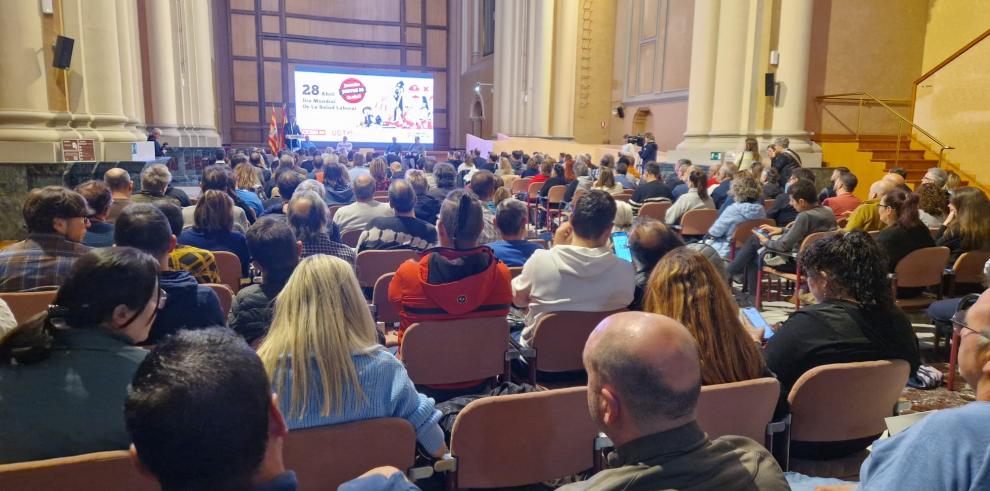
[0,234,90,292]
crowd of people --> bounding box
[0,138,988,490]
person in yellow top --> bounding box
[844,179,896,232]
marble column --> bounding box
[189,0,221,146]
[116,0,147,140]
[144,0,182,145]
[771,0,815,145]
[708,0,750,136]
[677,0,720,149]
[549,0,578,138]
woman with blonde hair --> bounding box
[592,167,624,195]
[369,157,390,192]
[257,254,447,457]
[737,137,761,171]
[642,247,767,385]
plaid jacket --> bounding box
[300,232,356,268]
[0,234,91,292]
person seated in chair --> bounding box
[486,198,541,267]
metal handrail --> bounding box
[816,91,954,167]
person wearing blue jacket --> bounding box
[706,175,767,258]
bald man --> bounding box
[560,312,788,491]
[357,179,437,252]
[104,168,134,222]
[856,290,990,490]
[332,174,393,233]
[844,179,897,232]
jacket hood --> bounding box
[417,247,501,315]
[159,270,200,298]
[548,245,620,277]
[326,185,354,203]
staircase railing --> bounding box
[815,91,953,168]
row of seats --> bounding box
[0,359,909,490]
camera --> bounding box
[628,134,645,147]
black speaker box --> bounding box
[764,73,775,97]
[53,36,74,69]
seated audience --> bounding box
[920,167,948,189]
[936,187,990,264]
[126,329,301,490]
[857,290,990,490]
[945,171,962,193]
[822,170,861,220]
[614,157,637,190]
[132,164,181,207]
[845,178,897,232]
[75,180,115,248]
[817,166,848,203]
[520,159,539,178]
[370,158,390,192]
[428,162,457,199]
[0,186,91,292]
[182,165,251,233]
[540,163,569,197]
[229,217,299,345]
[358,179,437,252]
[333,175,392,232]
[563,159,594,203]
[709,163,736,209]
[664,160,691,191]
[234,161,265,217]
[643,248,767,384]
[770,136,802,187]
[114,204,225,344]
[559,312,788,491]
[875,189,935,274]
[407,170,441,224]
[178,190,252,277]
[706,174,766,258]
[513,191,635,346]
[764,231,920,458]
[628,218,685,309]
[258,255,446,457]
[154,200,222,284]
[468,172,500,244]
[348,152,370,182]
[665,169,715,226]
[766,167,816,227]
[103,167,133,222]
[288,191,356,267]
[390,190,512,347]
[591,167,624,196]
[0,247,158,463]
[323,162,355,206]
[630,161,673,215]
[885,169,913,194]
[262,170,304,216]
[761,167,783,201]
[487,198,541,267]
[916,182,950,228]
[613,201,633,234]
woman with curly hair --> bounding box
[916,182,949,228]
[706,174,766,258]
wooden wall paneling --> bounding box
[661,0,692,92]
[284,0,400,22]
[407,49,422,66]
[231,14,257,57]
[426,29,446,68]
[425,0,446,26]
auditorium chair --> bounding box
[525,182,543,226]
[327,205,343,223]
[570,188,588,207]
[947,294,981,391]
[537,185,567,231]
[204,283,235,316]
[636,201,671,221]
[356,249,420,291]
[373,196,390,204]
[944,250,990,297]
[696,377,781,448]
[613,193,631,203]
[889,246,950,311]
[0,289,57,324]
[401,317,510,386]
[0,450,154,491]
[510,177,532,195]
[755,231,835,309]
[516,309,627,385]
[431,387,601,489]
[729,218,775,260]
[783,360,910,476]
[284,418,417,491]
[340,229,363,248]
[212,250,242,294]
[764,199,775,212]
[677,208,718,238]
[528,238,548,249]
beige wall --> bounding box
[805,0,928,137]
[921,0,990,72]
[609,0,693,150]
[572,0,616,144]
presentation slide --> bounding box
[293,67,434,146]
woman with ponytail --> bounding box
[0,247,162,464]
[875,190,936,273]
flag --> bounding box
[280,104,289,150]
[267,106,279,154]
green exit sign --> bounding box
[710,152,723,161]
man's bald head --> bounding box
[584,312,701,432]
[883,172,905,187]
[354,174,376,201]
[104,168,133,193]
[388,179,416,214]
[869,179,897,200]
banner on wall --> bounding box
[293,67,435,146]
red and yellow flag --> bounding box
[267,106,279,154]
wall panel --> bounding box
[214,0,451,147]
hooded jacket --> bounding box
[325,183,355,206]
[389,247,511,347]
[146,270,226,344]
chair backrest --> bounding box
[951,250,990,285]
[547,185,567,203]
[356,249,420,289]
[764,199,775,211]
[697,378,780,444]
[638,201,671,221]
[373,191,389,197]
[212,250,242,294]
[371,273,400,325]
[798,230,835,253]
[528,238,548,249]
[732,218,775,249]
[450,387,597,489]
[531,310,626,373]
[0,290,57,324]
[613,193,631,202]
[527,181,543,199]
[373,196,389,204]
[508,266,524,279]
[340,229,363,248]
[894,246,950,288]
[284,418,416,490]
[204,283,235,316]
[511,178,532,194]
[787,360,910,442]
[327,205,343,223]
[571,188,588,204]
[679,208,719,235]
[0,450,154,491]
[401,317,508,385]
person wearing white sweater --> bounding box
[665,168,715,225]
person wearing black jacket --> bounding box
[638,133,658,164]
[229,217,299,345]
[763,231,920,460]
[770,137,802,187]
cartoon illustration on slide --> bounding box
[391,81,405,124]
[360,106,382,128]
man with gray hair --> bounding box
[332,174,392,232]
[563,159,594,203]
[485,198,540,266]
[357,179,436,253]
[771,137,802,187]
[133,164,181,207]
[288,191,355,267]
[406,170,441,223]
[921,167,948,189]
[559,312,788,491]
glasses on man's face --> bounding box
[951,310,987,338]
[119,288,167,329]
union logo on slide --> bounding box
[339,78,366,104]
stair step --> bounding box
[869,150,927,160]
[858,141,911,150]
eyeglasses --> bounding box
[119,288,167,329]
[877,204,892,209]
[951,310,988,338]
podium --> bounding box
[285,134,303,149]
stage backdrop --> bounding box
[294,67,434,145]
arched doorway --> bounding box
[469,96,485,136]
[631,107,652,136]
